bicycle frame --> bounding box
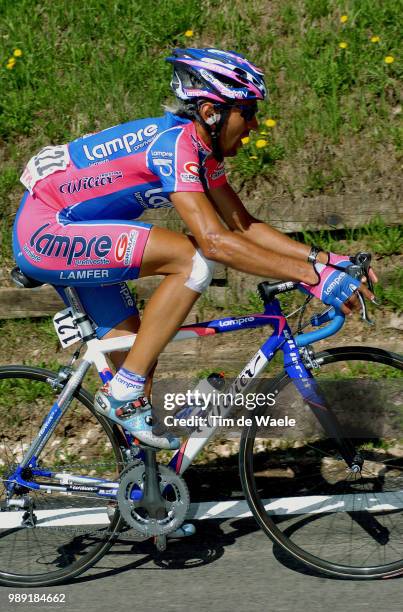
[6,295,350,502]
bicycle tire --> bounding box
[239,346,403,579]
[0,365,126,587]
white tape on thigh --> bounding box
[185,249,215,293]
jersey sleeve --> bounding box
[146,126,205,194]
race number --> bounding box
[53,307,82,348]
[20,144,70,194]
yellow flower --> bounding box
[256,139,268,148]
[184,30,194,37]
[265,118,276,128]
[249,155,258,160]
[339,42,348,49]
[340,15,348,23]
[241,136,250,144]
[384,55,394,64]
[370,36,380,43]
[13,48,22,57]
[6,57,16,68]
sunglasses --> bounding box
[217,102,258,121]
[237,103,259,121]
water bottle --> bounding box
[174,372,226,429]
[153,373,226,436]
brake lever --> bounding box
[356,291,374,325]
[353,251,374,292]
[347,260,375,325]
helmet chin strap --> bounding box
[194,101,230,162]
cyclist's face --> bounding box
[220,103,259,157]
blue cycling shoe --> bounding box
[94,385,180,450]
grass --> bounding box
[0,1,400,391]
[0,1,401,256]
[320,360,403,379]
[301,216,402,256]
[375,268,403,313]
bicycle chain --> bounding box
[1,456,147,540]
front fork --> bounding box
[282,341,362,471]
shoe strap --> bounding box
[131,396,150,410]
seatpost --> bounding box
[64,286,97,342]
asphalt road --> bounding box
[1,517,402,612]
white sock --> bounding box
[109,367,146,402]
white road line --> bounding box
[188,492,403,519]
[1,492,402,528]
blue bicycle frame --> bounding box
[6,296,349,501]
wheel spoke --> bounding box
[240,349,403,578]
[0,367,124,586]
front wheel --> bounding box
[240,346,403,579]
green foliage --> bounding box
[305,0,331,20]
[0,0,400,151]
[232,136,285,180]
[303,166,344,195]
[0,0,401,272]
[0,0,205,139]
[300,228,341,253]
[362,216,403,256]
[0,377,54,410]
[301,216,402,257]
[230,290,264,315]
[0,167,19,199]
[375,268,403,313]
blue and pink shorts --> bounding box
[13,192,152,337]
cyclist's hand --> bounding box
[327,252,378,284]
[341,281,375,315]
[298,263,375,316]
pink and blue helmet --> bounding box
[165,48,267,104]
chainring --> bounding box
[117,462,190,537]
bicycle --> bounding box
[0,252,401,586]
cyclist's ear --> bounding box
[199,101,216,123]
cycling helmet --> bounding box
[165,47,267,103]
[165,48,266,161]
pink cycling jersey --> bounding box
[13,112,226,335]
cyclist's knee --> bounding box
[184,249,215,293]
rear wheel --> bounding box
[0,366,126,587]
[240,347,403,579]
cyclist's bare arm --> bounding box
[207,183,378,284]
[171,190,318,284]
[206,183,329,264]
[170,190,374,314]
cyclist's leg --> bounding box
[121,225,205,375]
[100,315,158,397]
[57,282,158,395]
[51,223,203,382]
[13,196,211,447]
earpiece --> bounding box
[205,113,221,125]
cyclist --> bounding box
[13,48,376,450]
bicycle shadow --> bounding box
[57,444,402,585]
